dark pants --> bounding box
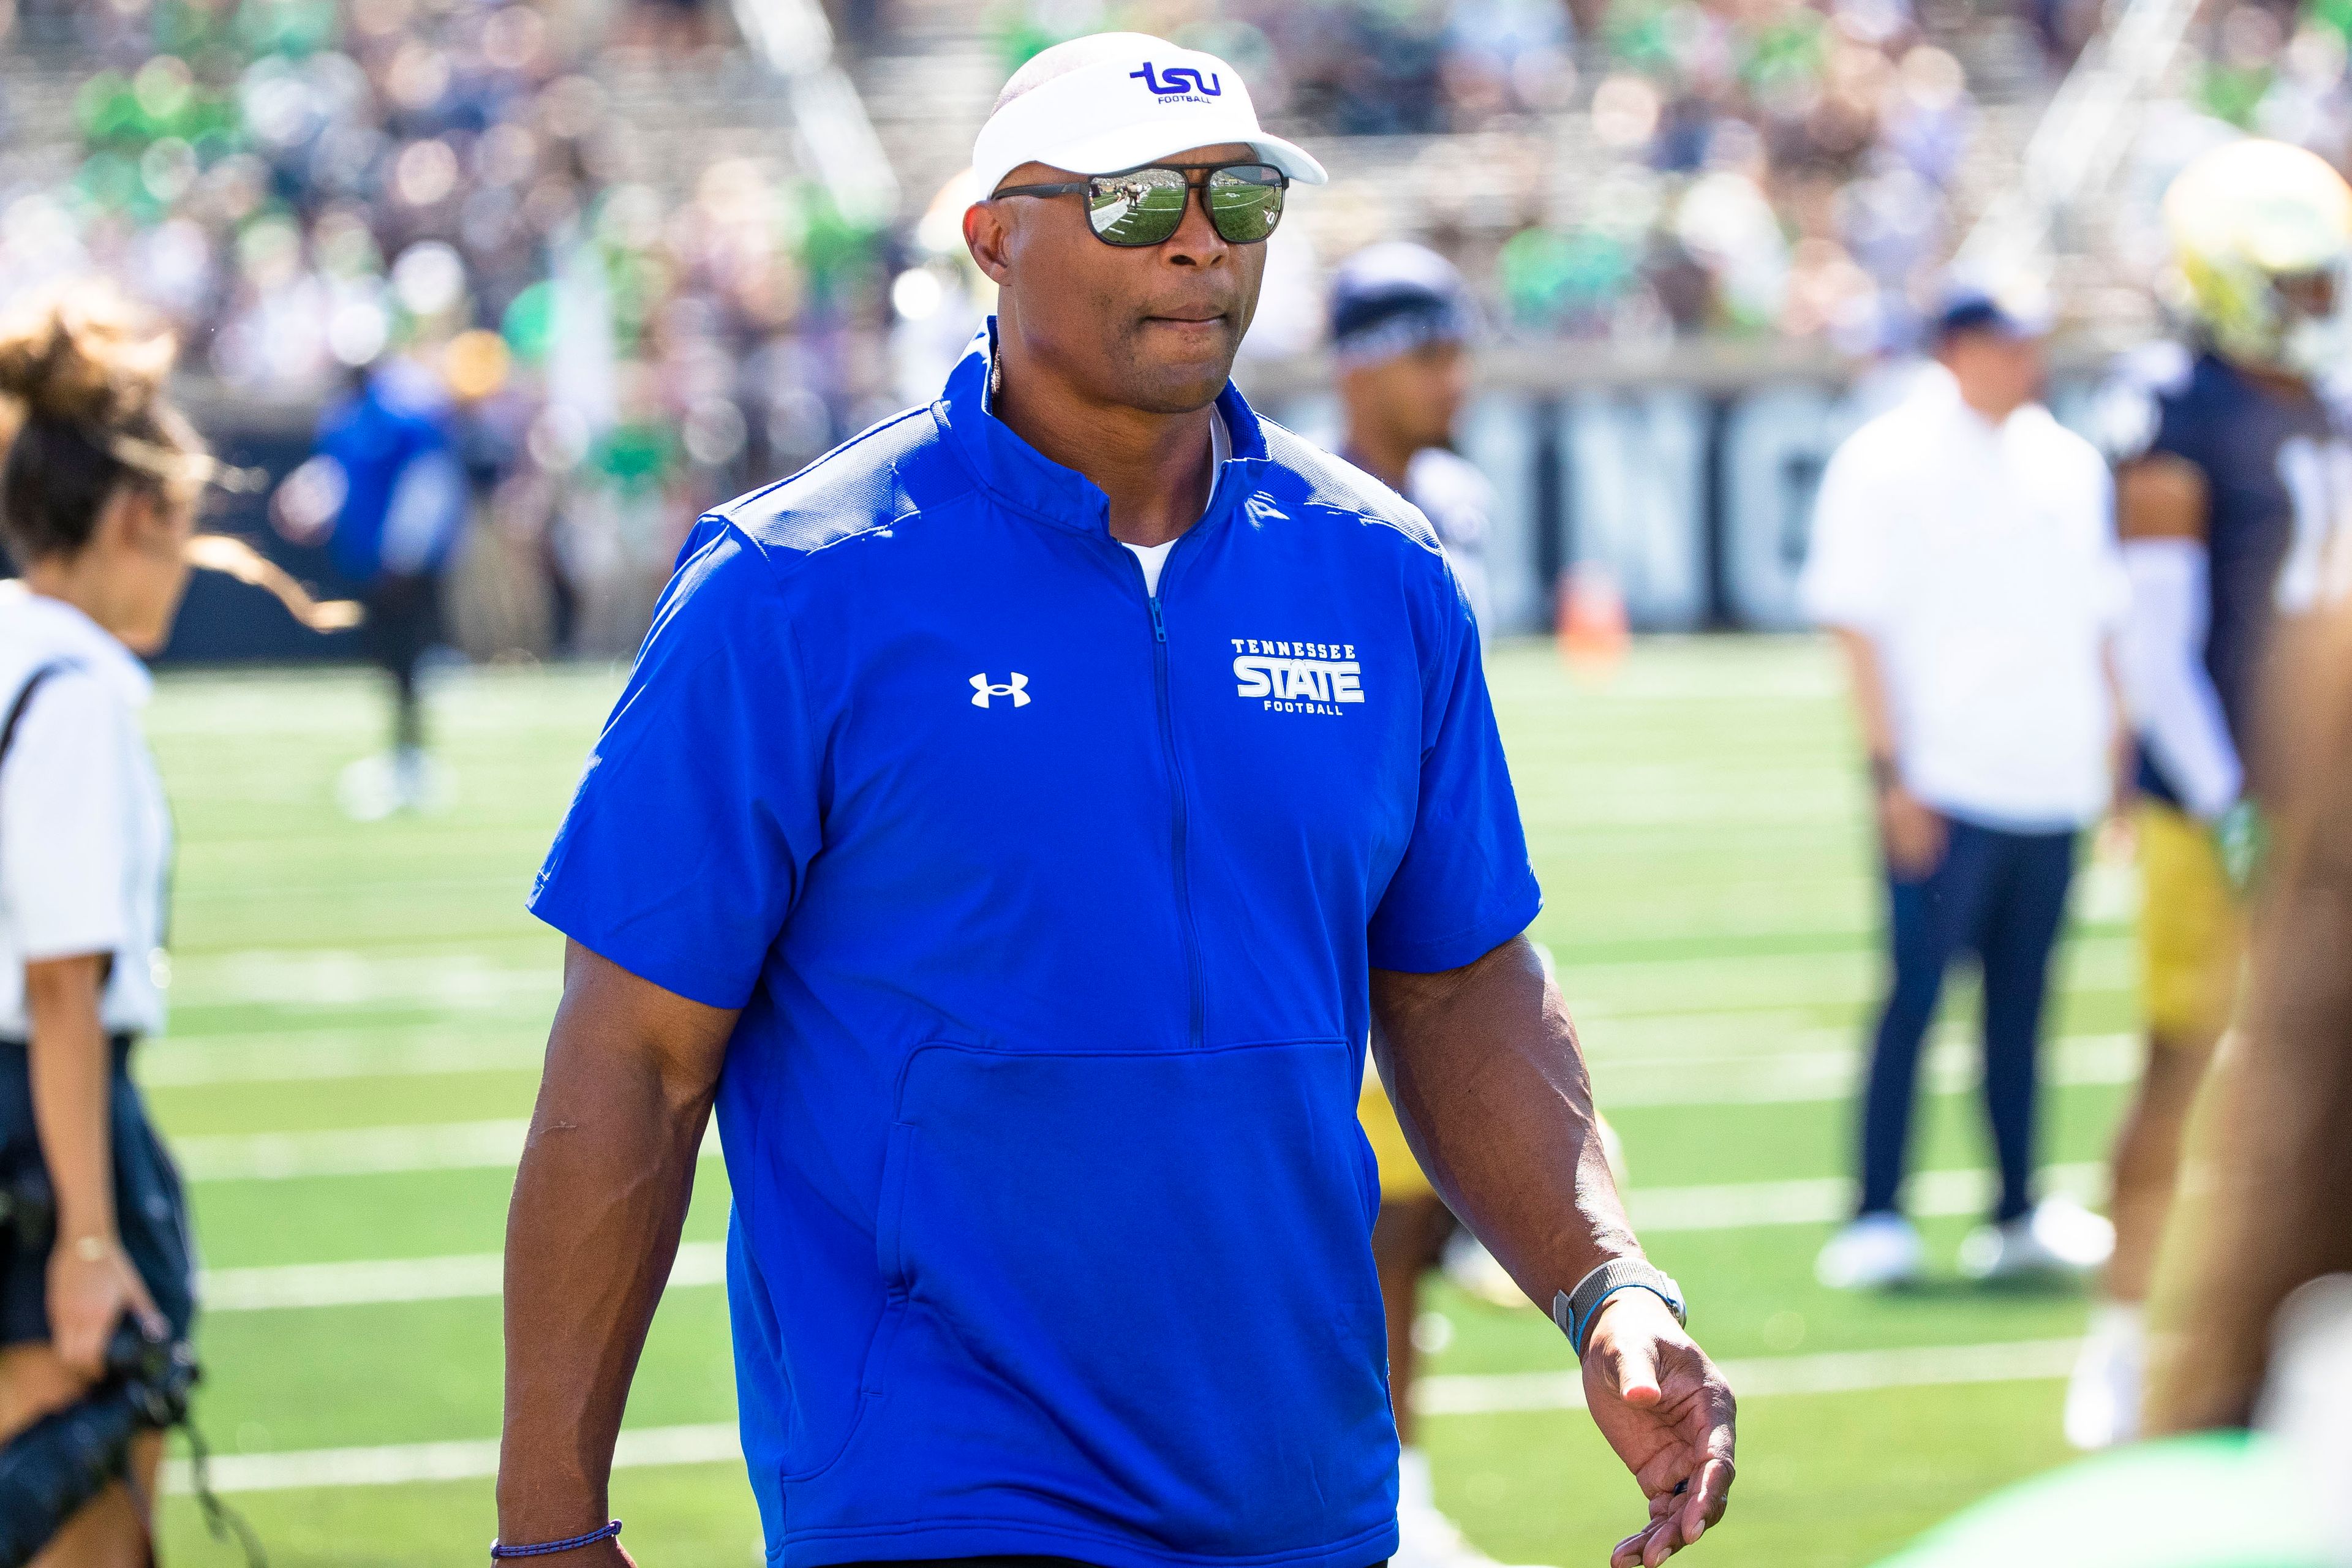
[1859,818,2078,1224]
[363,571,442,753]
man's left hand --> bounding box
[1580,1291,1736,1567]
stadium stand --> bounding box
[1,0,2340,655]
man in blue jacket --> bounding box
[497,32,1735,1568]
[309,355,467,815]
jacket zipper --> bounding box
[1136,564,1207,1049]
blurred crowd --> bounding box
[1501,0,1975,345]
[993,0,1583,137]
[11,0,2352,652]
[0,0,900,653]
[986,0,1978,349]
[2193,1,2352,170]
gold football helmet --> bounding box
[2163,138,2352,376]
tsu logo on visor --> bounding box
[1130,62,1222,98]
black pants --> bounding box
[0,1036,197,1347]
[363,571,443,752]
[1858,819,2078,1223]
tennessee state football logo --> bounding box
[1130,62,1222,98]
[1231,637,1363,716]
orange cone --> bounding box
[1558,567,1629,683]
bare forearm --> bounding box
[1830,626,1897,763]
[2105,641,2137,810]
[497,968,723,1538]
[24,957,118,1242]
[1370,936,1639,1306]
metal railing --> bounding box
[1958,0,2203,280]
[729,0,900,228]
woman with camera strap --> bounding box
[0,282,208,1565]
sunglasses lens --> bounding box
[1089,168,1190,246]
[1205,165,1284,243]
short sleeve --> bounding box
[1,673,130,963]
[1367,571,1543,973]
[528,525,824,1009]
[1799,435,1891,631]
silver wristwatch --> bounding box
[1553,1258,1687,1360]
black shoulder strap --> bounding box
[0,662,72,770]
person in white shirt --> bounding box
[1803,286,2132,1292]
[0,282,207,1562]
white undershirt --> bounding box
[1121,409,1230,597]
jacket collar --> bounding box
[934,318,1271,538]
[0,581,152,707]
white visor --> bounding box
[971,34,1328,200]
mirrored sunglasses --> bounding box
[992,162,1288,248]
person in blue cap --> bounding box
[1329,241,1494,635]
[296,344,468,817]
[1804,278,2130,1293]
[497,32,1735,1568]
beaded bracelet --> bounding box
[490,1520,622,1559]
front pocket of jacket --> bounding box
[873,1038,1392,1550]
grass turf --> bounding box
[137,638,2125,1564]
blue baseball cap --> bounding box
[1932,277,2054,341]
[1328,241,1477,366]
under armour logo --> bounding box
[970,672,1031,708]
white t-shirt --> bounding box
[1122,407,1231,597]
[0,582,172,1038]
[1801,368,2129,830]
[1404,447,1496,636]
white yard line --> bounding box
[137,1024,2139,1104]
[1415,1336,2084,1415]
[174,1110,2095,1226]
[162,1337,2079,1495]
[201,1242,727,1311]
[139,1031,548,1087]
[164,950,557,1011]
[176,1120,722,1182]
[165,1422,744,1496]
[1593,1032,2136,1108]
[176,1119,533,1181]
[1630,1161,2103,1233]
[191,1161,2108,1313]
[150,929,2133,1023]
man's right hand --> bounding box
[1878,786,1947,880]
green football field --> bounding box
[135,636,2133,1566]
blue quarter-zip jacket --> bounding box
[529,326,1543,1568]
